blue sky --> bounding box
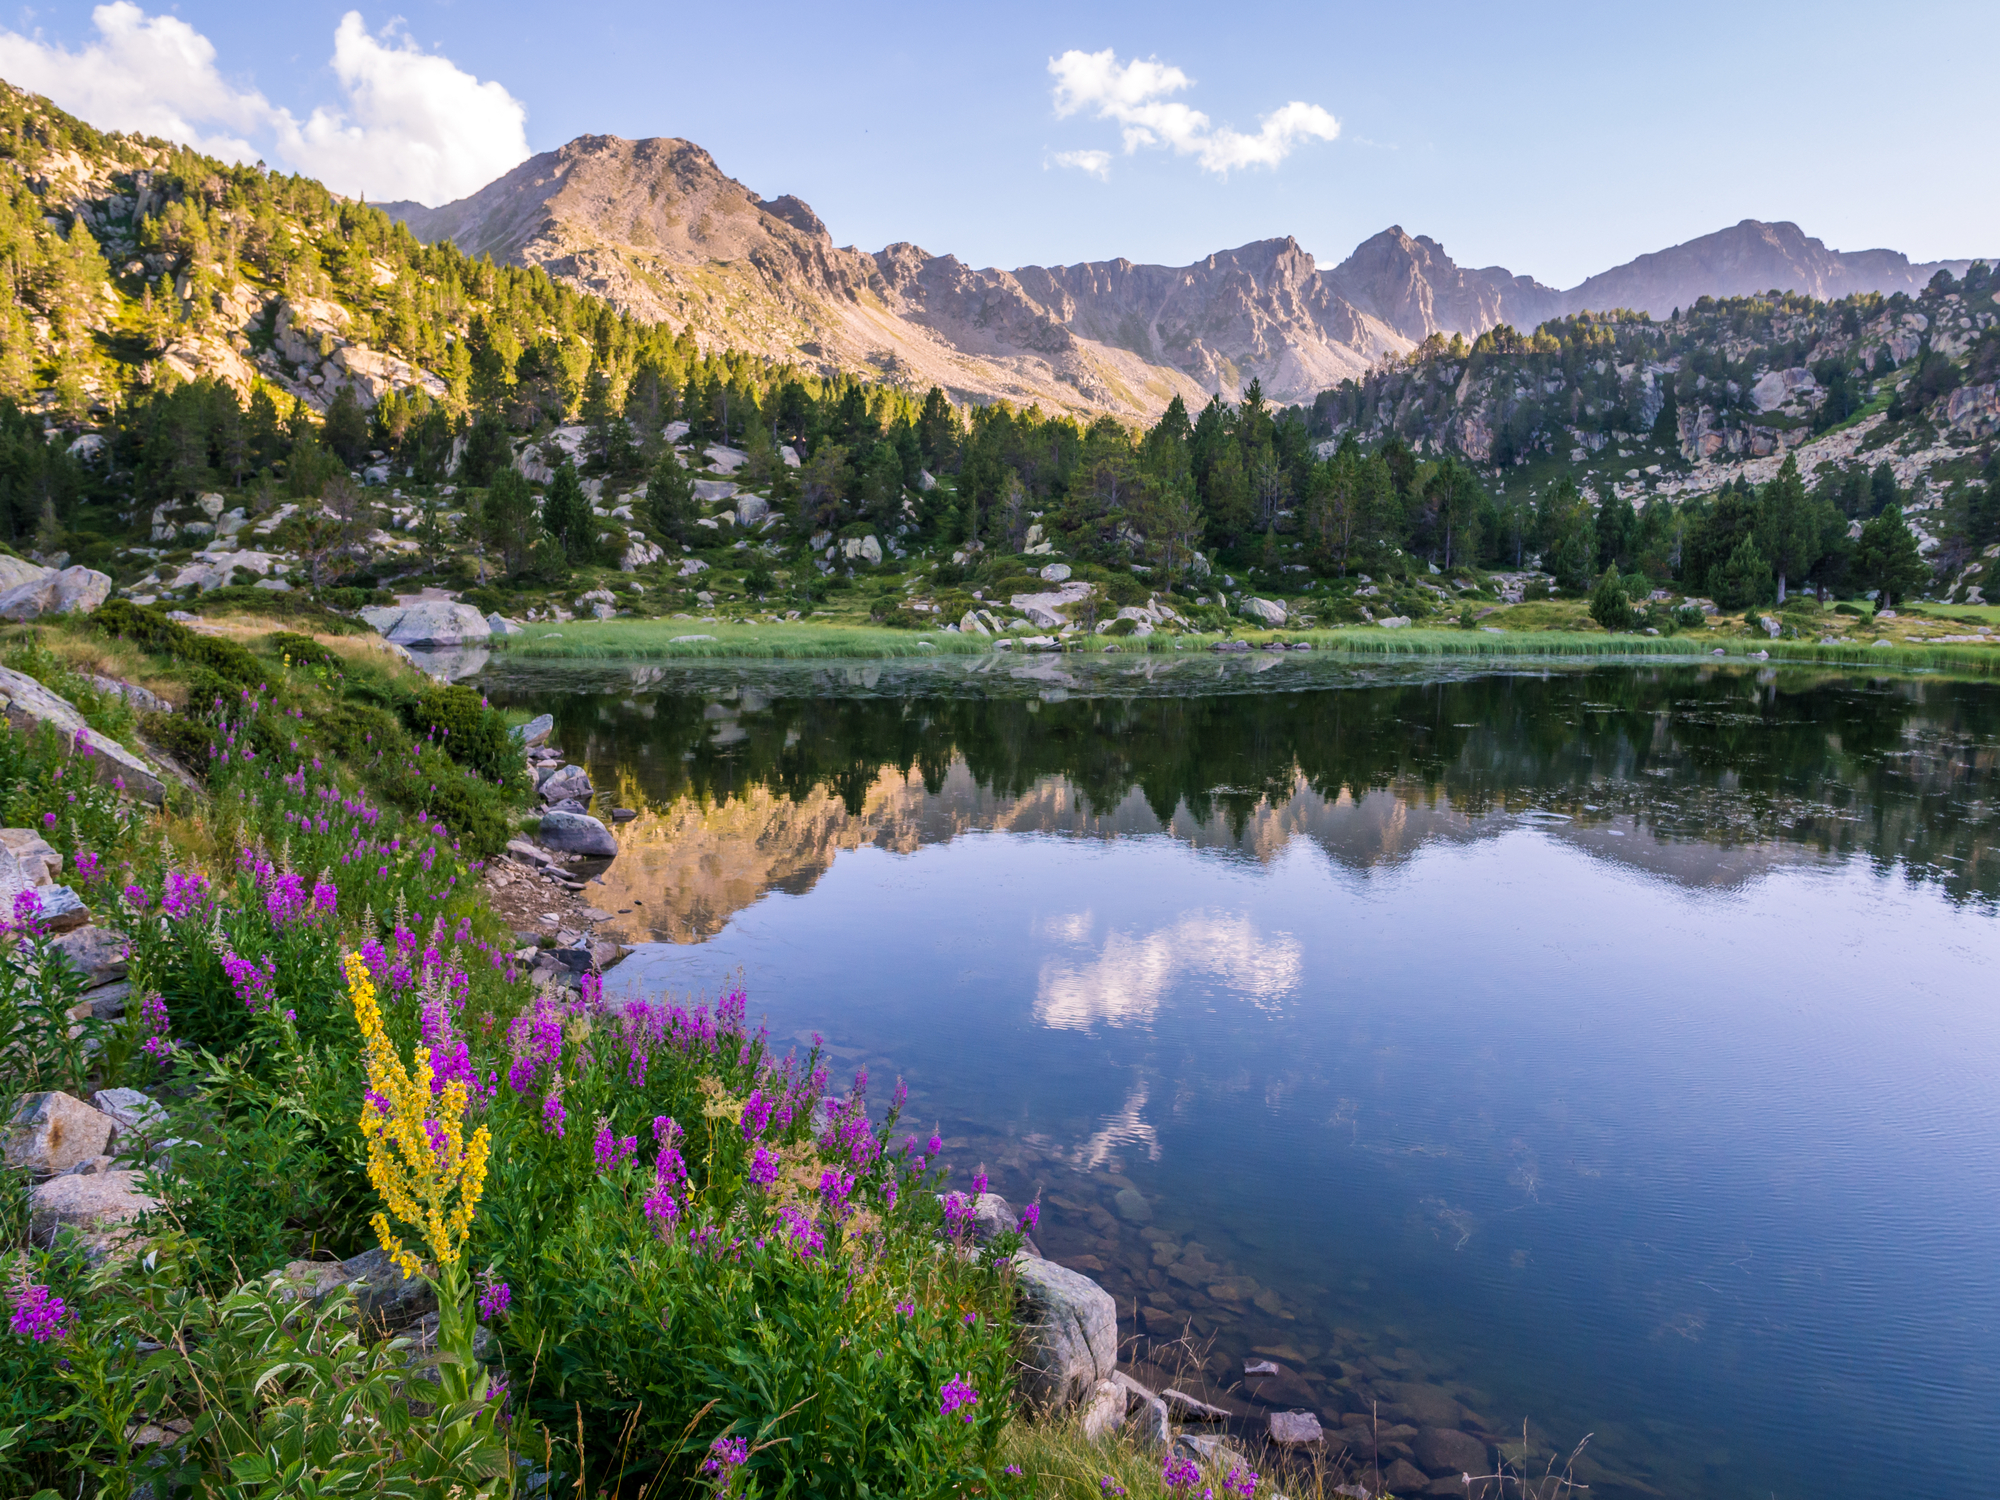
[4,0,1995,286]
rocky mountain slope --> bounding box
[385,134,1989,420]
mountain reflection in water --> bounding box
[483,658,2000,943]
[478,657,2000,1500]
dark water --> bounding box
[482,655,2000,1498]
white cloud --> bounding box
[1034,910,1302,1030]
[1046,48,1338,176]
[280,13,528,205]
[0,4,527,205]
[1049,148,1111,180]
[0,2,269,161]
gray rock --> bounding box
[503,838,552,868]
[1080,1378,1128,1442]
[85,674,171,714]
[1268,1410,1324,1447]
[1039,563,1072,583]
[28,1166,157,1253]
[31,885,89,932]
[359,604,406,634]
[486,612,524,637]
[54,925,129,986]
[83,979,131,1019]
[1415,1428,1490,1476]
[537,811,617,857]
[610,806,638,822]
[91,1087,168,1146]
[539,765,593,804]
[1111,1371,1170,1451]
[0,555,51,593]
[1113,1186,1152,1221]
[330,1246,439,1332]
[512,714,555,747]
[0,564,112,620]
[0,666,166,804]
[0,827,62,886]
[1164,1387,1230,1421]
[1241,596,1287,627]
[386,601,491,649]
[735,495,770,526]
[1011,1256,1118,1411]
[6,1091,116,1174]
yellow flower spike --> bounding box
[346,950,491,1279]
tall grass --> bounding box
[499,620,992,659]
[493,620,2000,675]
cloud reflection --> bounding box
[1034,910,1302,1030]
[1075,1080,1161,1167]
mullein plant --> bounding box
[346,951,501,1417]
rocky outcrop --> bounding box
[0,564,112,619]
[0,665,167,804]
[1011,1257,1119,1411]
[377,601,493,649]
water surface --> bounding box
[484,656,2000,1498]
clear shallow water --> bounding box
[482,657,2000,1498]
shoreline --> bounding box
[483,619,2000,674]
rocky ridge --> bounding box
[385,130,1990,417]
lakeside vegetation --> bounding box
[0,607,1061,1500]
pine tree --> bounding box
[1852,505,1930,606]
[542,458,593,562]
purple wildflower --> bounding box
[1100,1481,1126,1497]
[747,1143,780,1189]
[477,1279,512,1322]
[1223,1468,1259,1498]
[10,889,43,932]
[139,994,175,1061]
[1017,1202,1040,1235]
[938,1374,979,1423]
[1163,1456,1202,1490]
[8,1284,69,1342]
[942,1191,973,1240]
[593,1122,638,1172]
[699,1433,749,1486]
[972,1166,988,1196]
[72,851,100,885]
[895,1300,915,1317]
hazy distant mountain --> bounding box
[1558,219,1975,320]
[383,138,1988,417]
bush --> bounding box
[265,630,338,670]
[401,683,522,791]
[95,599,266,686]
[1589,571,1637,632]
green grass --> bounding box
[500,619,993,659]
[492,617,2000,674]
[1905,601,2000,626]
